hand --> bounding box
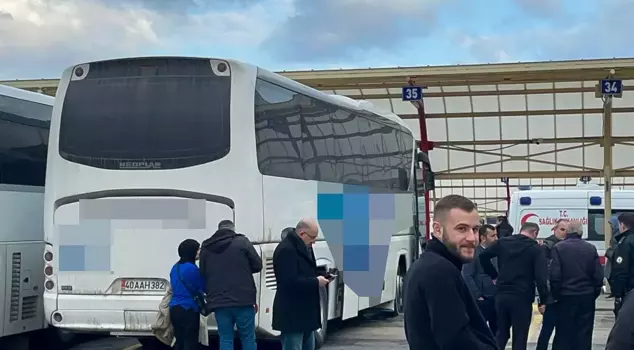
[478,297,484,301]
[254,304,258,314]
[317,276,330,286]
[492,279,497,285]
[538,305,546,315]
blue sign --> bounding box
[601,79,623,95]
[402,86,423,101]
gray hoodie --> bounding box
[605,216,621,280]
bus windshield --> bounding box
[58,58,231,170]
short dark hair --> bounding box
[479,224,496,240]
[433,195,477,222]
[618,213,634,230]
[520,222,539,234]
[218,219,235,230]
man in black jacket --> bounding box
[272,218,331,350]
[606,290,634,349]
[462,224,498,335]
[404,194,497,350]
[608,212,634,317]
[199,220,262,350]
[548,221,603,350]
[496,216,514,239]
[536,218,569,350]
[480,222,549,350]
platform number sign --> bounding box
[601,79,623,95]
[402,86,423,101]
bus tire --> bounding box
[315,285,329,349]
[389,272,405,317]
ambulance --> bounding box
[507,183,634,264]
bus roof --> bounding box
[0,84,54,106]
[255,66,412,133]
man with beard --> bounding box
[403,194,497,350]
[479,222,549,350]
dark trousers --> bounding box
[536,304,556,350]
[477,297,498,336]
[170,305,200,350]
[552,294,595,350]
[495,294,532,350]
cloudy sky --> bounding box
[0,0,632,79]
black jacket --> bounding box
[199,229,262,310]
[549,234,603,299]
[480,234,549,305]
[403,237,498,350]
[462,245,497,300]
[606,290,634,349]
[272,231,322,333]
[542,234,562,261]
[541,234,562,304]
[496,221,514,239]
[609,229,634,297]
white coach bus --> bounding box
[43,57,420,347]
[0,85,74,349]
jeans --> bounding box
[281,331,315,350]
[214,306,257,350]
[170,305,200,350]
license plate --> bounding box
[120,279,166,292]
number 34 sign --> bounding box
[601,79,623,95]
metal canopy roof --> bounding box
[4,58,634,215]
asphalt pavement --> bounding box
[66,296,617,350]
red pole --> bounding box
[505,181,511,216]
[408,78,432,241]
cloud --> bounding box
[0,0,289,79]
[457,0,634,63]
[260,0,447,63]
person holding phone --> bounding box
[272,219,331,350]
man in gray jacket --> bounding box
[462,224,498,335]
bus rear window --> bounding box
[58,58,231,170]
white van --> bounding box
[508,183,634,264]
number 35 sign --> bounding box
[402,86,423,101]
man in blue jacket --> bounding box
[462,224,498,335]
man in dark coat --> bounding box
[495,216,514,239]
[548,221,603,350]
[608,212,634,317]
[605,290,634,349]
[480,222,549,350]
[199,220,262,350]
[404,194,497,350]
[272,218,331,350]
[536,218,569,350]
[462,224,498,335]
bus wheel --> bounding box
[389,273,404,317]
[315,285,329,349]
